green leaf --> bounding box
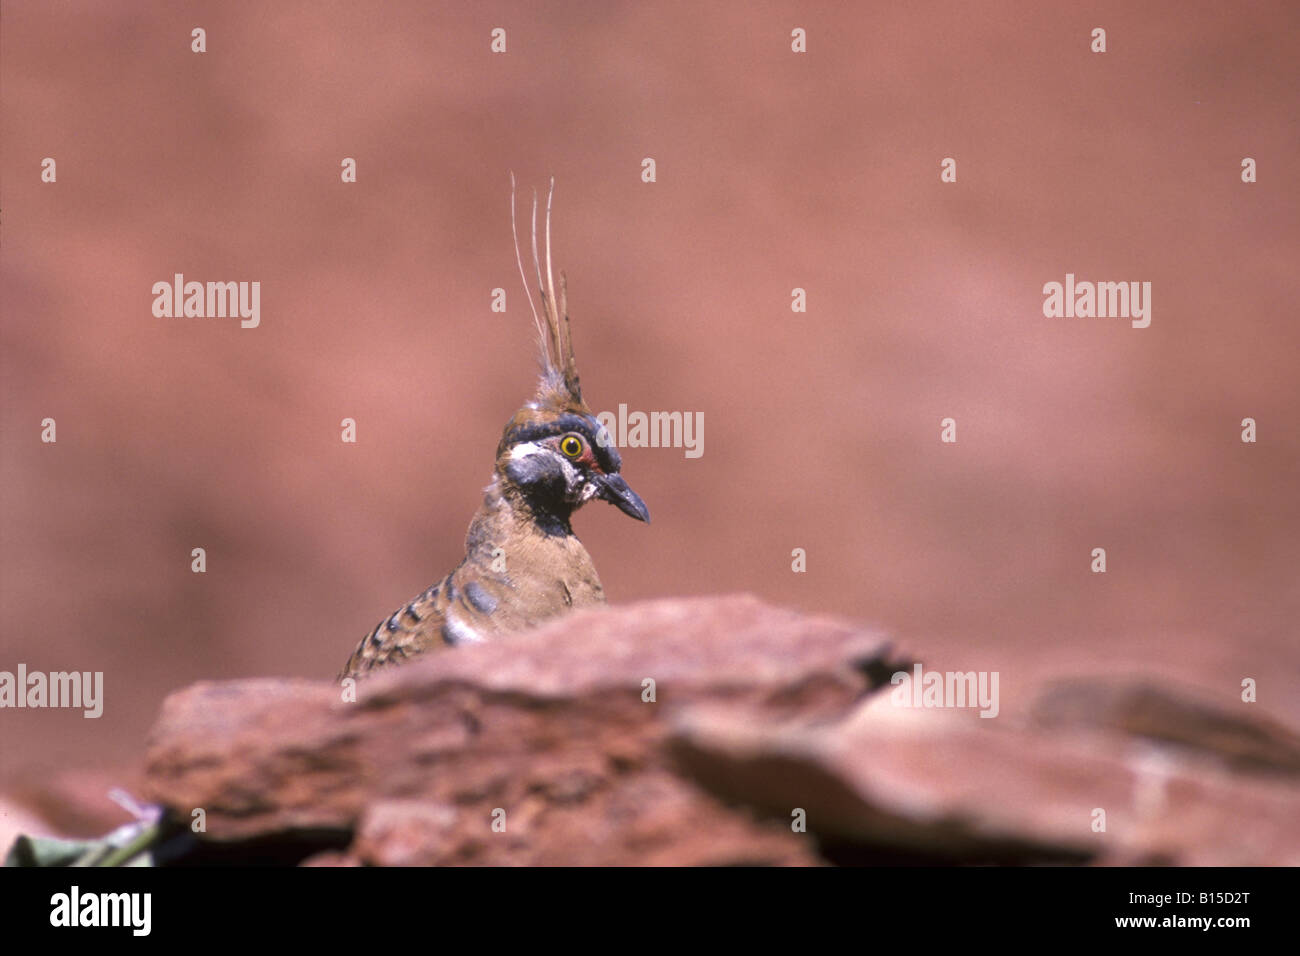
[4,834,99,867]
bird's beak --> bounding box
[597,473,650,523]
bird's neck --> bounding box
[482,470,576,540]
[459,475,604,616]
[465,474,579,561]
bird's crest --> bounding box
[511,174,588,418]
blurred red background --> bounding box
[2,1,1297,794]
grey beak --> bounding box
[597,473,650,523]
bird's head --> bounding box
[495,407,649,528]
[492,177,649,532]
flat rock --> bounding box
[670,691,1300,865]
[140,596,1300,865]
[143,595,892,864]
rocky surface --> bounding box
[126,596,1300,866]
[142,596,891,865]
[673,694,1300,866]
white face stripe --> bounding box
[509,442,545,459]
[556,456,581,489]
[509,441,582,491]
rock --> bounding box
[142,595,893,865]
[1030,677,1300,776]
[670,690,1300,866]
[137,596,1300,865]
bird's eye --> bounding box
[560,435,584,458]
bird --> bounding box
[339,179,649,680]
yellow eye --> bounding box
[560,435,584,458]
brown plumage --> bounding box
[340,179,649,680]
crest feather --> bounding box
[510,174,586,413]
